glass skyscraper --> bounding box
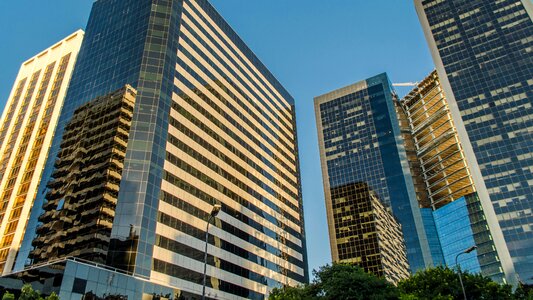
[415,0,532,284]
[315,73,434,274]
[6,0,307,298]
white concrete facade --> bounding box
[0,30,84,274]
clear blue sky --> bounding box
[0,0,435,274]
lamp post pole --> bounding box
[455,245,477,300]
[202,204,221,300]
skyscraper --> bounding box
[314,73,434,274]
[415,0,532,284]
[400,71,508,283]
[5,0,307,298]
[0,30,83,274]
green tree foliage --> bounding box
[2,292,15,300]
[269,285,312,300]
[311,264,399,299]
[397,266,514,300]
[2,285,59,300]
[269,263,398,300]
[269,263,530,300]
[19,285,41,300]
[513,283,533,300]
[43,293,58,300]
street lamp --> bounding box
[455,245,477,300]
[202,204,221,300]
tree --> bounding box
[397,266,514,300]
[311,264,399,299]
[18,285,41,300]
[269,285,312,300]
[270,263,527,300]
[269,263,399,300]
[514,282,533,300]
[3,285,59,300]
[2,292,15,300]
[44,293,58,300]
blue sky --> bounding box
[0,1,435,273]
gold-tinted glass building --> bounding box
[399,71,510,283]
[331,182,409,284]
[0,31,83,274]
[30,85,136,265]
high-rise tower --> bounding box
[400,71,508,283]
[415,0,532,284]
[314,73,433,274]
[0,30,83,274]
[6,0,307,299]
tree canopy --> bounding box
[1,285,58,300]
[269,263,533,300]
[397,266,515,300]
[270,263,398,300]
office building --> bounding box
[0,30,84,274]
[4,0,307,299]
[400,71,506,282]
[30,85,136,265]
[330,182,409,284]
[315,73,434,275]
[415,0,532,284]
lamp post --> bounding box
[455,245,477,300]
[202,204,221,300]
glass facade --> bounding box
[15,0,306,298]
[1,259,185,300]
[327,182,410,284]
[315,73,433,273]
[416,0,533,284]
[419,208,445,266]
[434,196,481,273]
[433,193,504,281]
[30,86,136,265]
[17,0,154,273]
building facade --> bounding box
[0,30,83,274]
[12,0,307,299]
[400,71,507,282]
[315,73,434,275]
[415,0,532,284]
[30,85,136,265]
[328,182,409,284]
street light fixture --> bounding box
[455,245,477,300]
[202,204,221,300]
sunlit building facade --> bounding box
[315,73,434,276]
[0,30,83,274]
[415,0,532,284]
[400,71,507,282]
[7,0,307,299]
